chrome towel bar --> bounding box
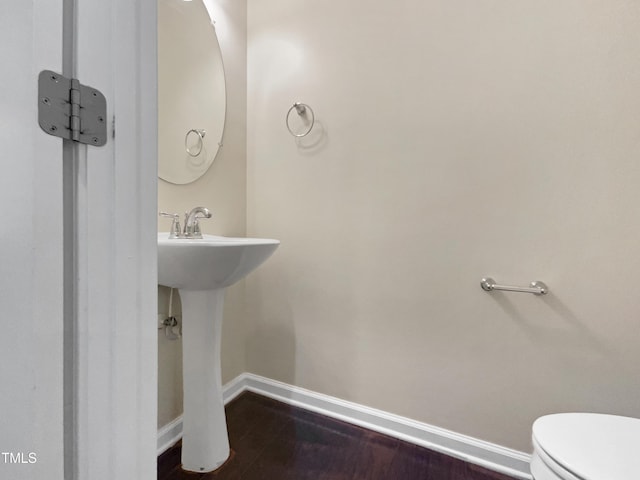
[480,277,548,295]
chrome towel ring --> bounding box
[286,102,315,137]
[185,129,206,157]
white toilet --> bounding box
[531,413,640,479]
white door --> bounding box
[0,1,65,478]
[0,1,157,479]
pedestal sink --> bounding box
[157,232,279,473]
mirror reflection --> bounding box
[158,0,226,184]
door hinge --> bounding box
[38,70,107,146]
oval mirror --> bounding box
[158,0,226,184]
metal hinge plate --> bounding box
[38,70,107,146]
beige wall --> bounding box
[246,0,640,452]
[157,0,247,427]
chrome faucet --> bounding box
[159,206,212,239]
[184,206,212,238]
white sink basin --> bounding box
[158,233,280,290]
[157,232,279,473]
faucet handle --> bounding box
[193,211,213,236]
[159,212,182,238]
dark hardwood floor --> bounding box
[158,392,518,480]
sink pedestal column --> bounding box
[179,288,229,473]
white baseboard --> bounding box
[158,373,532,479]
[157,415,184,456]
